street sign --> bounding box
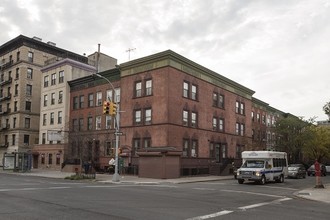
[115,132,123,136]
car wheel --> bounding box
[303,174,306,178]
[260,176,266,185]
[238,179,244,184]
[279,175,284,183]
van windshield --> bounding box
[241,160,265,168]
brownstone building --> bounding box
[68,50,260,177]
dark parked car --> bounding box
[288,164,306,179]
[307,164,327,176]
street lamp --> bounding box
[94,73,121,182]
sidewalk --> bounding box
[1,169,329,204]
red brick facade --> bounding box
[68,50,283,176]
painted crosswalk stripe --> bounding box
[185,210,233,220]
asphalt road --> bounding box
[0,174,329,220]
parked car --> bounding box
[307,164,327,176]
[288,164,306,179]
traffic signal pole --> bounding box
[112,104,120,182]
[94,73,121,182]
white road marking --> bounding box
[192,188,216,191]
[239,202,270,210]
[221,189,284,198]
[185,210,233,220]
[239,197,292,210]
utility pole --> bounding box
[126,48,136,61]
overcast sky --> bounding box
[1,0,329,120]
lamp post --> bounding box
[94,73,121,182]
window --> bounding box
[25,118,30,128]
[88,93,94,107]
[191,140,198,157]
[183,110,188,126]
[191,112,197,127]
[106,90,112,101]
[257,113,260,123]
[221,144,227,159]
[43,114,47,126]
[16,51,20,61]
[96,92,102,106]
[58,111,62,124]
[51,73,56,85]
[144,109,152,125]
[27,68,33,79]
[42,133,46,144]
[105,141,112,156]
[41,153,45,164]
[209,143,214,158]
[79,95,84,108]
[48,153,53,165]
[132,138,140,155]
[145,79,152,96]
[262,115,266,124]
[58,91,63,103]
[218,94,224,108]
[26,84,32,96]
[115,88,120,103]
[235,101,245,115]
[143,137,151,148]
[87,117,93,130]
[135,81,142,97]
[23,135,29,145]
[213,93,224,108]
[235,122,245,136]
[59,71,64,83]
[44,76,49,87]
[72,119,78,131]
[50,112,54,125]
[28,52,33,62]
[14,101,17,112]
[191,84,197,100]
[44,95,48,107]
[56,153,61,165]
[12,134,16,145]
[183,82,189,98]
[96,116,101,130]
[51,93,55,105]
[183,139,189,157]
[219,118,224,132]
[212,117,217,130]
[16,68,19,79]
[134,110,142,125]
[73,96,78,110]
[79,118,84,131]
[251,111,255,122]
[240,103,245,115]
[15,84,18,95]
[106,115,111,129]
[13,118,16,128]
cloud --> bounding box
[0,0,329,120]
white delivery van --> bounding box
[237,151,288,185]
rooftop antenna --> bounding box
[126,48,136,61]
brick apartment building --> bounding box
[0,35,116,170]
[0,35,89,168]
[67,50,284,178]
[1,35,287,177]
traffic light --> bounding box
[110,102,117,116]
[103,101,110,114]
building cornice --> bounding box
[68,68,120,91]
[41,58,96,73]
[0,35,87,64]
[119,50,255,98]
